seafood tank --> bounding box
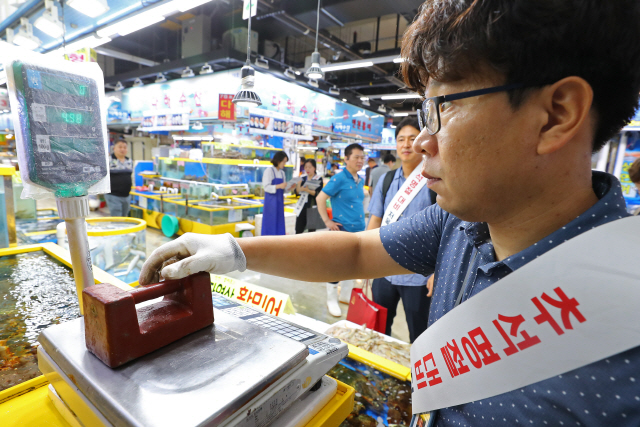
[328,358,412,427]
[0,251,80,391]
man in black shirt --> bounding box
[105,138,133,217]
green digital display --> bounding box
[46,107,92,125]
[42,73,89,97]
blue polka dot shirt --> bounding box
[380,171,639,426]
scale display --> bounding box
[12,62,107,198]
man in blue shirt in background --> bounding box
[142,1,640,424]
[367,117,434,342]
[317,143,365,316]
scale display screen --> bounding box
[11,61,107,198]
[45,107,92,125]
[41,73,88,97]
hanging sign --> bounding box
[242,0,257,19]
[210,274,296,316]
[141,108,190,131]
[218,93,236,121]
[249,108,312,140]
[410,216,640,414]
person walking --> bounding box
[261,151,288,236]
[369,153,395,195]
[316,143,366,316]
[366,117,435,342]
[106,138,133,217]
[294,159,324,234]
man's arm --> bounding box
[238,229,411,282]
[366,215,382,230]
[316,191,342,231]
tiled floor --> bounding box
[39,199,411,343]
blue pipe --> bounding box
[0,0,43,34]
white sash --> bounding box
[381,163,427,225]
[411,216,640,414]
[293,174,321,217]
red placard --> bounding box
[218,94,236,121]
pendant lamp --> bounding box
[232,0,262,108]
[305,0,324,80]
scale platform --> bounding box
[38,294,348,427]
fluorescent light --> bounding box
[121,15,164,36]
[67,0,110,18]
[62,35,111,53]
[97,9,166,38]
[380,93,421,100]
[360,97,369,101]
[393,111,417,117]
[322,61,373,72]
[342,98,347,102]
[393,57,405,63]
[8,19,41,50]
[178,0,213,12]
[34,2,64,38]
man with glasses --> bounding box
[142,1,640,424]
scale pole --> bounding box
[56,196,94,314]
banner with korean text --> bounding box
[411,216,640,414]
[210,274,296,317]
[218,94,236,121]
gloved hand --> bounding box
[138,233,246,286]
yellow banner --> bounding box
[210,274,295,316]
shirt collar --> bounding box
[458,171,628,272]
[341,168,360,184]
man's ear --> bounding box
[537,76,593,155]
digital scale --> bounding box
[38,294,349,427]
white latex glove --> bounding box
[139,233,246,286]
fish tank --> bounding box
[201,142,283,161]
[162,198,263,226]
[0,251,81,391]
[57,219,146,285]
[328,358,412,427]
[157,160,293,185]
[0,180,8,248]
[12,173,36,220]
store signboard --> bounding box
[0,89,9,110]
[218,94,235,121]
[106,69,384,141]
[210,274,295,316]
[141,108,190,131]
[64,47,97,63]
[248,108,312,140]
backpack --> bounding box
[381,170,437,206]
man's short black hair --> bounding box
[395,117,420,139]
[401,0,640,152]
[383,154,396,164]
[345,143,364,159]
[368,158,377,164]
[114,138,127,146]
[271,151,289,167]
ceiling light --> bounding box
[67,0,109,18]
[308,78,319,88]
[192,121,204,130]
[361,98,370,107]
[34,1,64,38]
[284,67,296,79]
[155,73,167,83]
[342,98,347,102]
[323,61,374,72]
[115,81,125,91]
[97,9,165,38]
[305,51,324,80]
[329,86,340,96]
[233,65,262,108]
[254,56,269,70]
[360,97,369,101]
[178,0,213,12]
[393,112,416,117]
[393,57,405,63]
[380,93,421,100]
[295,70,301,75]
[305,0,325,80]
[200,63,213,74]
[181,67,195,78]
[233,1,261,108]
[378,105,386,113]
[8,18,42,50]
[132,78,144,87]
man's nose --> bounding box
[413,129,437,157]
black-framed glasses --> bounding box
[417,83,524,135]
